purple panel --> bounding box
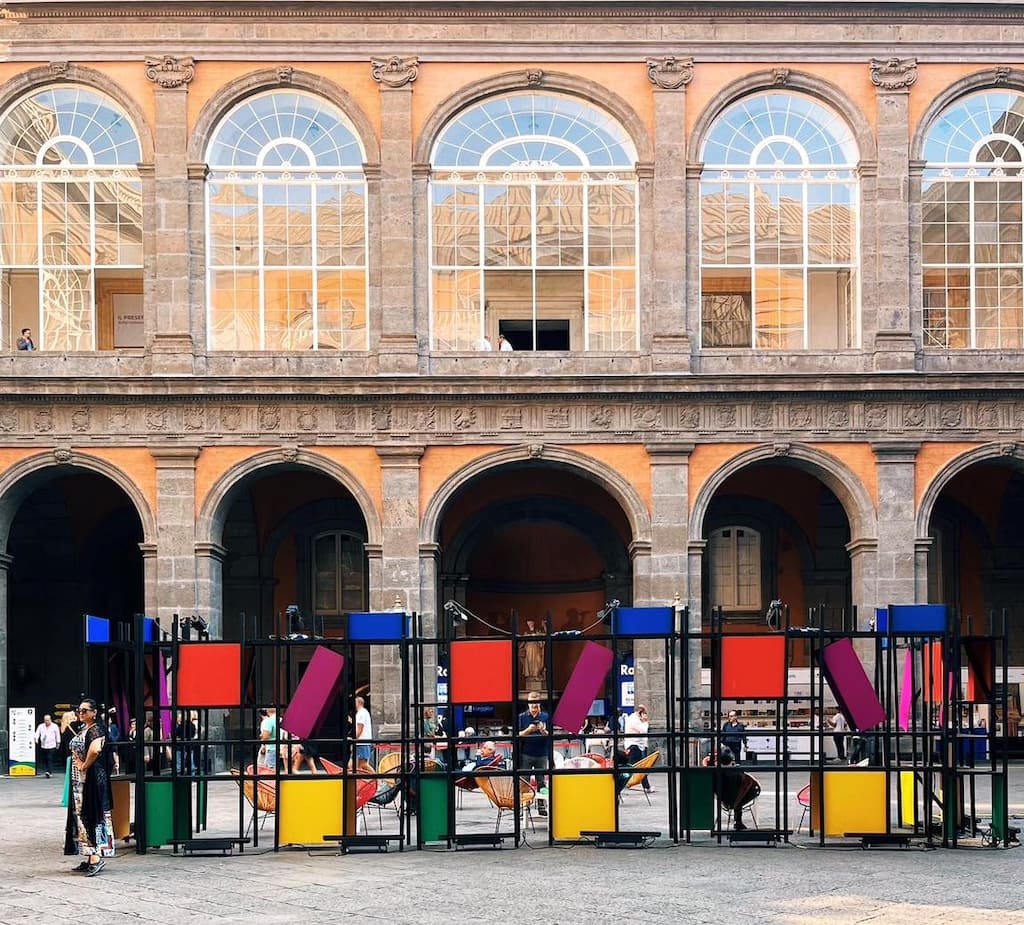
[898,648,913,732]
[553,642,614,734]
[158,654,172,739]
[819,638,887,732]
[281,646,345,740]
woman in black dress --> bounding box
[65,698,114,875]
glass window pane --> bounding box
[42,267,92,350]
[587,268,634,350]
[0,180,38,265]
[433,268,482,350]
[209,269,260,350]
[432,184,480,267]
[317,269,367,350]
[483,185,532,267]
[701,269,752,348]
[316,185,366,267]
[314,534,338,613]
[535,183,583,267]
[263,268,314,349]
[754,267,804,349]
[587,184,635,267]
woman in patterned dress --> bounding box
[66,698,113,876]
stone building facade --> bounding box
[2,1,1024,757]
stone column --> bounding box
[144,56,196,374]
[646,57,693,372]
[869,57,918,371]
[635,442,694,731]
[372,56,420,374]
[0,553,12,767]
[873,442,920,609]
[372,446,424,727]
[194,542,226,639]
[686,538,707,729]
[151,448,202,631]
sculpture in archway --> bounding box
[519,619,547,685]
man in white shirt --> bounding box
[830,710,848,761]
[497,335,514,351]
[34,714,61,777]
[624,705,652,792]
[354,696,374,772]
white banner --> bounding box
[8,707,36,776]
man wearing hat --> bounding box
[517,692,550,809]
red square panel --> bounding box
[449,640,513,703]
[177,643,242,706]
[719,635,786,699]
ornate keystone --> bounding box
[993,66,1013,85]
[145,55,195,89]
[646,56,693,90]
[869,57,918,91]
[277,66,294,85]
[370,56,419,88]
[771,68,791,86]
[528,444,544,458]
[525,69,544,87]
[53,447,73,465]
[50,61,70,79]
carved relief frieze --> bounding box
[679,406,700,430]
[144,55,196,89]
[33,409,53,433]
[334,407,356,431]
[865,405,890,430]
[543,407,571,430]
[372,407,392,432]
[976,403,999,429]
[370,55,419,88]
[71,408,91,433]
[296,408,318,432]
[788,404,813,429]
[0,408,18,433]
[258,406,280,431]
[827,405,851,429]
[646,56,693,91]
[146,407,168,431]
[453,408,478,431]
[751,403,773,429]
[940,404,963,428]
[591,406,614,429]
[183,407,205,431]
[500,408,524,430]
[903,403,927,429]
[869,57,918,91]
[714,405,736,430]
[220,406,243,432]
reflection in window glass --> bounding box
[0,87,143,350]
[205,90,368,350]
[922,91,1024,349]
[429,93,638,351]
[699,92,859,350]
[708,527,762,612]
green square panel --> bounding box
[679,768,714,832]
[418,775,449,844]
[144,780,192,848]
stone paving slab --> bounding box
[2,772,1022,925]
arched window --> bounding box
[922,90,1024,349]
[205,90,368,350]
[708,526,762,612]
[0,86,143,351]
[699,93,859,350]
[429,92,638,351]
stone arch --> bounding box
[689,443,877,544]
[911,68,1024,161]
[187,68,381,166]
[915,442,1022,539]
[686,69,876,166]
[196,447,382,550]
[413,69,654,167]
[0,63,155,163]
[420,444,652,548]
[0,450,156,550]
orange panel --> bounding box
[449,640,513,703]
[177,643,242,707]
[719,635,786,699]
[923,641,945,704]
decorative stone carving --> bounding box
[771,68,791,85]
[370,56,419,88]
[751,404,773,429]
[296,408,317,431]
[903,404,926,428]
[281,445,299,462]
[372,407,392,431]
[453,408,477,431]
[869,57,918,91]
[789,404,813,428]
[53,447,73,465]
[109,407,129,430]
[412,408,436,431]
[500,408,523,430]
[50,61,70,79]
[977,404,998,428]
[679,406,700,429]
[940,404,963,428]
[544,407,570,430]
[591,406,613,429]
[183,407,205,431]
[33,409,53,433]
[145,55,196,89]
[220,406,242,431]
[146,408,168,431]
[525,69,544,87]
[827,405,850,429]
[866,405,889,430]
[334,407,356,431]
[1000,442,1017,457]
[773,443,791,457]
[528,444,544,458]
[277,66,294,84]
[646,56,694,90]
[993,66,1013,85]
[715,405,736,429]
[71,408,91,433]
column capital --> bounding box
[376,445,425,466]
[646,55,693,90]
[364,543,383,561]
[687,539,708,556]
[869,57,917,93]
[194,541,227,562]
[846,537,879,557]
[872,441,921,463]
[646,441,695,462]
[187,162,209,181]
[371,55,419,89]
[145,55,196,90]
[138,542,159,559]
[0,551,13,571]
[151,446,202,468]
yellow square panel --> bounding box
[551,772,615,841]
[278,778,345,846]
[814,771,888,837]
[899,771,919,827]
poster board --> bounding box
[8,707,36,776]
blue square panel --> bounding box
[347,611,407,641]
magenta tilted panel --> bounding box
[281,646,345,740]
[553,641,614,734]
[819,637,886,732]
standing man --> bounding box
[517,692,549,812]
[353,696,374,773]
[35,714,60,777]
[16,328,35,350]
[258,707,278,770]
[830,710,848,761]
[721,710,747,763]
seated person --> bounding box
[466,740,506,771]
[702,747,759,830]
[612,747,633,795]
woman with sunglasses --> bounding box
[66,699,113,875]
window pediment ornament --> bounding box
[646,56,694,91]
[145,55,195,89]
[49,61,70,79]
[869,57,918,92]
[371,55,419,89]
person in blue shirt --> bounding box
[518,692,549,806]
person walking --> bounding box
[66,698,113,875]
[353,696,374,773]
[830,709,848,761]
[35,714,61,778]
[721,710,747,763]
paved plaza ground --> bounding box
[1,768,1022,925]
